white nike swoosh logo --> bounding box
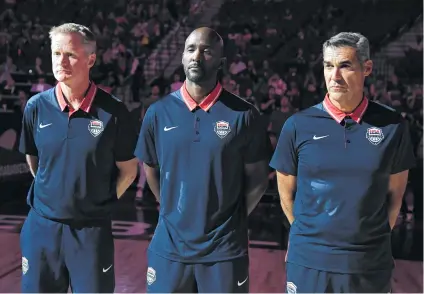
[103,264,113,272]
[238,276,248,286]
[313,135,329,140]
[164,126,178,131]
[39,123,52,128]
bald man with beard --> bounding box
[135,27,270,293]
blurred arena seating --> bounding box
[162,0,423,221]
[0,0,422,225]
[0,0,196,107]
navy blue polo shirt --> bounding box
[19,82,137,222]
[135,82,269,263]
[270,95,415,273]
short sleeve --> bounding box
[269,116,298,176]
[390,119,416,174]
[135,106,159,167]
[114,102,138,162]
[19,101,38,156]
[243,106,272,164]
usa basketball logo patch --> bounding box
[88,119,104,137]
[214,120,231,139]
[22,257,29,275]
[366,127,384,145]
[146,267,156,285]
[287,282,297,294]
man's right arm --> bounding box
[26,155,38,177]
[134,106,161,202]
[143,163,160,202]
[276,172,296,224]
[19,99,38,175]
[269,116,298,224]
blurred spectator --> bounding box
[301,83,320,110]
[16,90,28,114]
[1,74,16,94]
[33,56,48,76]
[260,87,277,115]
[269,96,295,136]
[387,74,405,98]
[268,73,287,96]
[244,87,259,109]
[30,77,53,93]
[148,84,161,101]
[170,73,183,92]
[0,56,16,82]
[229,54,246,76]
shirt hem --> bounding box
[286,260,395,274]
[148,248,248,264]
[268,164,297,176]
[115,154,136,162]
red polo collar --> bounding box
[55,81,97,114]
[180,81,222,111]
[323,93,369,123]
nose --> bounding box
[55,54,69,67]
[192,49,202,62]
[330,67,342,82]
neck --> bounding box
[328,92,363,113]
[185,79,217,104]
[61,79,90,103]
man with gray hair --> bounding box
[270,32,415,292]
[19,23,138,292]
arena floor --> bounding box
[0,231,422,293]
[0,188,422,293]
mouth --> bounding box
[188,67,203,74]
[189,64,202,70]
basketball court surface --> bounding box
[0,196,422,293]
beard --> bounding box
[184,65,206,83]
[184,64,219,83]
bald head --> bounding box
[185,27,224,57]
[182,27,226,84]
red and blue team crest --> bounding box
[366,127,384,145]
[214,120,231,139]
[88,119,104,137]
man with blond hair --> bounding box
[19,23,138,293]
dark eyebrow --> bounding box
[323,60,353,66]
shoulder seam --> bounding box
[370,100,396,112]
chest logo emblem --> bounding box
[313,135,329,140]
[214,120,231,139]
[88,119,104,137]
[366,127,384,145]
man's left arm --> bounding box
[243,107,271,215]
[114,102,139,199]
[387,119,416,229]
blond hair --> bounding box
[49,23,96,54]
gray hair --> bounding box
[323,32,370,65]
[49,23,96,54]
